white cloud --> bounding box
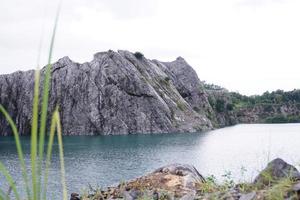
[0,0,300,95]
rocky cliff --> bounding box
[0,50,213,135]
[1,50,300,135]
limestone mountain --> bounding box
[0,50,213,135]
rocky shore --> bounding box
[71,158,300,200]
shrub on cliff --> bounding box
[134,52,144,59]
[216,99,226,112]
[265,115,300,123]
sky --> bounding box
[0,0,300,95]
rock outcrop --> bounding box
[0,50,213,135]
[78,163,206,200]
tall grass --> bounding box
[0,2,67,200]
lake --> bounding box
[0,124,300,198]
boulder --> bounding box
[254,158,300,186]
[70,193,80,200]
[88,163,205,199]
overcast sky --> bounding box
[1,0,299,95]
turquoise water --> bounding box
[0,124,300,198]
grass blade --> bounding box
[38,0,61,170]
[42,109,58,200]
[37,65,51,199]
[38,1,61,199]
[0,105,31,199]
[55,111,68,200]
[36,12,46,200]
[43,109,67,200]
[0,188,9,200]
[0,162,20,200]
[0,1,63,199]
[48,0,61,65]
[31,69,40,200]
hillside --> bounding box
[204,83,300,127]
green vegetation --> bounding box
[231,89,300,108]
[208,96,233,114]
[176,101,186,111]
[159,77,171,88]
[196,170,299,200]
[206,86,300,125]
[265,115,300,123]
[226,103,234,111]
[215,99,226,113]
[265,178,295,200]
[0,3,67,200]
[229,90,300,123]
[202,81,225,91]
[134,52,144,59]
[207,96,216,108]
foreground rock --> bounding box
[78,158,300,200]
[254,158,300,186]
[84,164,205,200]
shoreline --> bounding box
[72,158,300,200]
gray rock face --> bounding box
[0,50,213,135]
[0,70,35,135]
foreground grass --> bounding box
[195,176,298,200]
[0,2,67,200]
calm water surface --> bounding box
[0,124,300,198]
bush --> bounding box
[208,96,216,108]
[216,99,225,113]
[226,103,234,111]
[0,6,68,200]
[134,52,144,59]
[263,104,273,112]
[265,115,289,123]
[265,115,300,123]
